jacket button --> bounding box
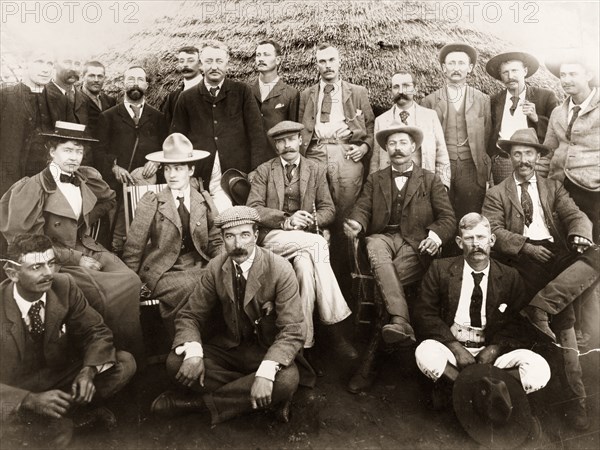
[213,104,216,108]
[160,217,164,221]
[214,136,218,141]
[54,222,60,227]
[517,213,520,217]
[214,120,217,124]
[196,222,201,226]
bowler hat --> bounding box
[221,168,251,206]
[267,121,305,139]
[453,364,534,448]
[486,51,540,80]
[439,42,478,66]
[497,128,550,157]
[215,206,260,229]
[145,133,210,163]
[376,125,424,151]
[40,121,98,143]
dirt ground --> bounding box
[61,338,600,450]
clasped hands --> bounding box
[448,342,500,369]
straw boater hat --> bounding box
[439,42,478,66]
[267,120,305,139]
[145,133,210,163]
[214,206,260,229]
[497,128,551,158]
[486,51,540,80]
[453,364,535,448]
[221,168,251,206]
[375,125,424,151]
[40,121,99,143]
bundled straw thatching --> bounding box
[99,0,562,115]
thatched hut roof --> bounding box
[99,0,563,115]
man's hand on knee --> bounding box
[250,376,274,409]
[476,345,500,365]
[343,219,362,239]
[176,357,205,388]
[448,342,476,369]
[21,390,73,419]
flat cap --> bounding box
[215,206,260,229]
[267,120,305,139]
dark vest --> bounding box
[232,267,255,343]
[444,94,472,161]
[180,211,194,256]
[282,164,302,215]
[19,321,46,379]
[389,175,409,226]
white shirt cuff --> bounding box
[175,341,204,359]
[96,363,114,374]
[428,230,442,247]
[255,360,280,381]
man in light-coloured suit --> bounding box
[371,69,450,189]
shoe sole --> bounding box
[381,328,416,346]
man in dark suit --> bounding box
[482,128,599,430]
[345,125,456,344]
[170,40,269,213]
[160,46,203,128]
[0,234,136,447]
[486,51,558,184]
[250,39,299,156]
[151,206,306,424]
[95,66,168,252]
[78,61,116,140]
[413,213,550,406]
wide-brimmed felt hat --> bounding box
[39,121,98,143]
[145,133,210,163]
[486,51,540,80]
[376,125,424,150]
[267,121,305,139]
[215,206,260,229]
[439,42,478,66]
[545,49,599,86]
[221,168,251,206]
[453,364,533,448]
[497,128,550,157]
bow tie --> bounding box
[59,173,80,186]
[393,170,412,178]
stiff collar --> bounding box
[13,284,46,320]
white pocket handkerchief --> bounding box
[275,103,285,109]
[498,303,507,313]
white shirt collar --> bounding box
[505,87,526,101]
[49,162,77,181]
[280,155,301,167]
[259,76,280,88]
[569,87,596,113]
[235,246,256,278]
[183,74,203,91]
[513,173,537,185]
[171,185,191,202]
[319,79,341,93]
[205,78,225,92]
[13,284,46,320]
[124,98,145,108]
[391,162,414,174]
[463,260,490,277]
[51,80,67,95]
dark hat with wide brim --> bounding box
[439,42,478,66]
[376,125,424,151]
[545,49,599,86]
[453,364,533,448]
[486,51,540,80]
[497,128,551,157]
[39,121,98,142]
[221,168,251,206]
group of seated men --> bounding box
[0,37,598,446]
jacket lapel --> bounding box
[271,159,286,208]
[378,167,393,213]
[264,79,284,102]
[447,258,464,321]
[485,260,502,320]
[243,248,264,309]
[212,79,229,105]
[465,86,475,113]
[189,189,211,260]
[117,103,136,129]
[506,177,525,216]
[4,284,25,359]
[43,288,66,346]
[79,178,98,227]
[251,79,261,102]
[157,188,181,233]
[403,166,422,208]
[496,90,507,121]
[342,80,353,117]
[137,104,152,127]
[579,89,600,117]
[221,257,236,305]
[310,84,319,116]
[299,158,310,210]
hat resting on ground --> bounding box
[221,168,251,206]
[267,121,305,140]
[439,42,478,66]
[486,51,540,80]
[497,128,551,157]
[215,206,260,229]
[376,125,424,151]
[145,133,210,163]
[39,121,98,143]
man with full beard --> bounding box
[370,69,451,189]
[95,66,168,253]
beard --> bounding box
[126,86,145,101]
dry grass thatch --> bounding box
[99,0,563,115]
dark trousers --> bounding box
[449,158,486,219]
[565,177,600,243]
[166,343,299,424]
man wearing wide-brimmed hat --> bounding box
[482,128,599,430]
[422,42,491,221]
[486,50,558,184]
[152,206,308,424]
[123,133,222,336]
[344,125,456,391]
[0,121,144,364]
[246,121,356,371]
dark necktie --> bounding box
[130,104,141,125]
[320,84,335,123]
[209,87,219,97]
[509,96,519,116]
[565,105,581,140]
[28,300,45,340]
[399,110,409,125]
[285,163,296,182]
[65,89,75,104]
[519,181,534,227]
[59,173,80,186]
[393,170,412,178]
[469,272,484,328]
[177,196,189,228]
[234,263,246,304]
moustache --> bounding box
[178,67,195,73]
[66,70,79,79]
[518,162,533,169]
[229,248,248,257]
[39,276,54,284]
[469,248,486,255]
[393,93,410,103]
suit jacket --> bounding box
[122,187,222,292]
[246,155,335,242]
[95,102,168,183]
[489,85,558,157]
[0,274,116,418]
[370,104,451,188]
[298,80,375,154]
[545,89,600,191]
[421,86,492,188]
[348,165,456,264]
[250,78,300,155]
[170,78,269,184]
[413,257,532,351]
[482,174,593,256]
[0,82,75,195]
[0,166,116,264]
[77,86,117,138]
[160,84,184,129]
[173,246,305,366]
